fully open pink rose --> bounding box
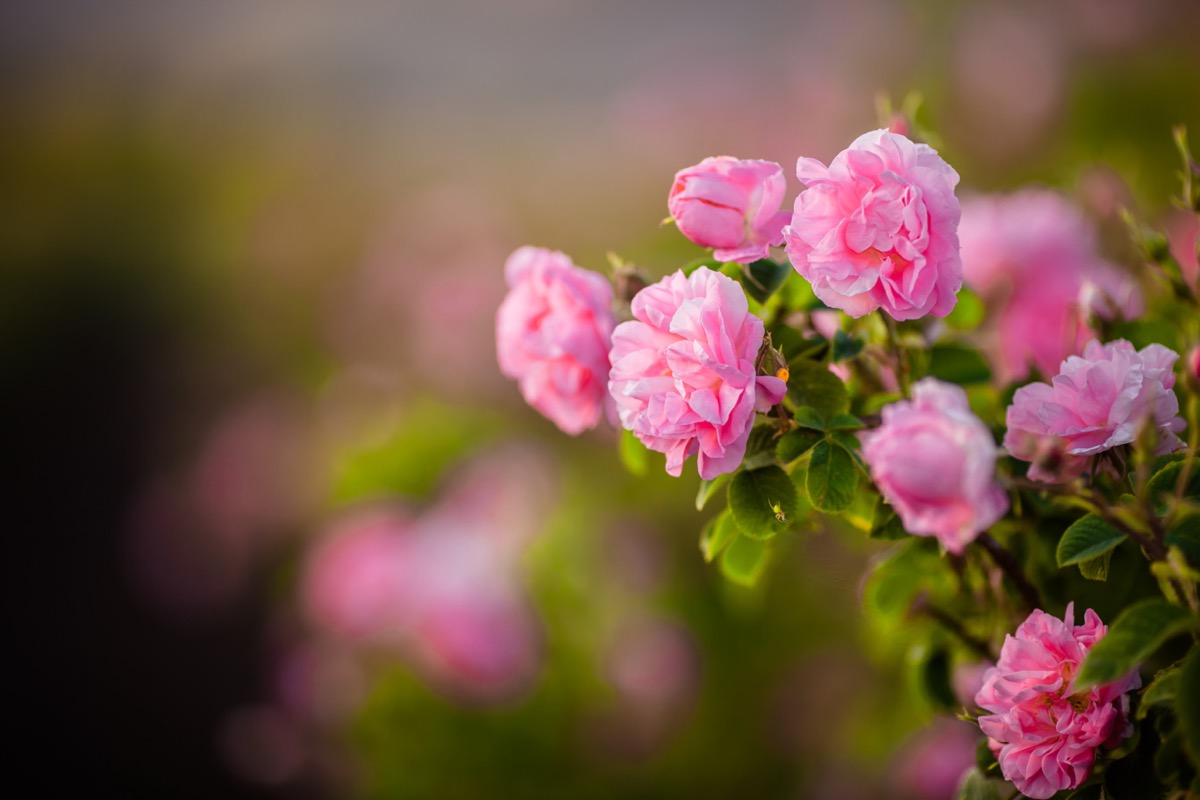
[860,378,1008,553]
[496,246,616,435]
[960,189,1143,384]
[783,129,962,320]
[1005,339,1186,482]
[608,267,786,479]
[668,157,790,264]
[976,604,1140,799]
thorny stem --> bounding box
[910,592,996,661]
[878,311,911,398]
[976,533,1042,612]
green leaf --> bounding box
[728,465,799,539]
[1075,599,1198,691]
[1077,550,1113,581]
[1179,644,1200,773]
[870,497,908,541]
[786,360,849,422]
[792,405,826,431]
[619,429,649,476]
[777,428,823,463]
[696,473,731,511]
[741,424,781,470]
[831,330,865,361]
[742,258,792,304]
[944,286,985,330]
[1057,514,1126,566]
[1167,512,1200,567]
[1147,460,1200,507]
[956,768,1003,800]
[681,255,719,276]
[827,412,865,431]
[928,344,992,385]
[719,533,770,586]
[699,508,738,563]
[806,440,857,513]
[1137,664,1182,719]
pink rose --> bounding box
[496,246,616,435]
[1005,339,1186,482]
[976,604,1140,799]
[959,190,1143,384]
[607,267,786,479]
[783,129,962,320]
[668,157,790,264]
[860,378,1008,554]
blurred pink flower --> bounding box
[860,378,1008,553]
[892,717,979,800]
[668,156,790,263]
[783,129,962,320]
[1005,339,1186,482]
[607,267,786,479]
[959,189,1143,384]
[1166,208,1199,290]
[976,604,1140,799]
[496,246,616,435]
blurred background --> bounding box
[2,0,1199,797]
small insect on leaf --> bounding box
[770,500,788,524]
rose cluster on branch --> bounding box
[496,119,1200,798]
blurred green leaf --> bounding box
[696,473,731,511]
[777,428,823,463]
[1078,550,1113,581]
[1148,461,1200,508]
[956,768,1003,800]
[1179,644,1200,773]
[619,428,649,477]
[944,287,985,330]
[870,497,908,541]
[928,344,992,385]
[700,508,739,563]
[729,465,799,539]
[806,440,857,513]
[720,533,770,587]
[831,329,864,361]
[1138,664,1182,719]
[1076,599,1197,691]
[742,258,791,304]
[792,405,826,431]
[1167,512,1200,568]
[681,255,720,276]
[786,360,849,422]
[1057,514,1126,567]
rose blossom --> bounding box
[1005,339,1186,482]
[976,603,1140,799]
[607,267,786,479]
[860,378,1008,553]
[668,157,791,264]
[496,246,616,435]
[783,129,962,320]
[959,189,1143,384]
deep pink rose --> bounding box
[783,129,962,320]
[960,190,1143,384]
[860,378,1008,553]
[1005,339,1186,482]
[607,267,786,479]
[976,604,1140,799]
[668,157,790,264]
[496,246,616,435]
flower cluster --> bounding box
[976,604,1140,798]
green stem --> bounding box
[879,311,911,398]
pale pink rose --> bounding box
[607,267,786,479]
[976,604,1140,799]
[668,157,790,264]
[959,189,1143,384]
[860,378,1008,553]
[1166,209,1199,290]
[783,129,962,320]
[496,246,616,435]
[1005,339,1186,482]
